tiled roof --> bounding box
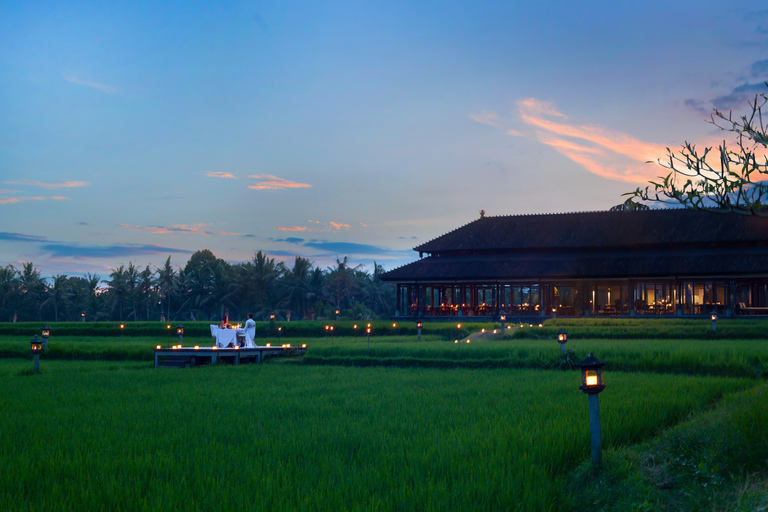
[381,246,768,281]
[413,209,768,254]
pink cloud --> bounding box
[206,172,237,179]
[515,98,672,183]
[118,223,240,236]
[329,222,351,231]
[4,180,89,189]
[276,226,311,232]
[248,175,312,190]
[0,196,46,205]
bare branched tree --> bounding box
[624,84,768,215]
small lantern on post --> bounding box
[120,324,124,338]
[711,311,718,332]
[335,308,340,321]
[416,321,423,342]
[29,335,43,373]
[575,353,607,466]
[366,326,371,355]
[176,324,184,345]
[41,324,50,349]
[499,314,506,331]
[552,307,557,318]
[80,312,86,322]
[556,329,568,355]
[392,322,397,338]
[353,324,358,340]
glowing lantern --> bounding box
[29,335,43,373]
[576,353,606,395]
[176,324,184,345]
[711,311,718,332]
[556,329,568,355]
[416,321,423,342]
[575,352,607,465]
[41,324,50,348]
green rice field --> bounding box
[0,360,754,511]
[2,318,768,510]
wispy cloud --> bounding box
[329,222,350,231]
[303,241,393,255]
[510,98,669,183]
[469,111,502,128]
[0,232,48,242]
[118,223,241,236]
[248,175,312,190]
[42,243,191,259]
[4,180,89,189]
[271,237,305,244]
[276,220,351,233]
[276,226,311,232]
[51,196,69,201]
[206,172,237,179]
[63,75,118,94]
[0,196,46,205]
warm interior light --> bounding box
[586,371,598,386]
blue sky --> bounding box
[2,0,768,278]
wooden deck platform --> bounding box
[154,344,307,368]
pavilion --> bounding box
[381,208,768,319]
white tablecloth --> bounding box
[213,328,245,348]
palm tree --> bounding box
[106,265,128,321]
[41,274,72,321]
[156,256,177,321]
[0,264,19,320]
[19,262,45,321]
[281,256,313,319]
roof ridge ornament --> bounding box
[479,210,485,218]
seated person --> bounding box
[244,312,256,347]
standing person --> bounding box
[244,312,256,347]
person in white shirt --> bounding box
[244,312,256,347]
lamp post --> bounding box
[120,324,124,338]
[330,325,334,343]
[41,325,50,349]
[392,323,397,338]
[556,329,568,355]
[335,308,340,321]
[29,335,43,373]
[353,324,358,340]
[80,312,86,322]
[367,326,371,355]
[711,311,718,332]
[575,353,607,465]
[500,314,506,331]
[176,324,184,345]
[417,321,423,342]
[552,307,557,318]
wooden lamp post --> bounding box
[176,324,184,345]
[711,311,718,332]
[575,353,607,465]
[416,321,423,342]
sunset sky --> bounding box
[2,1,768,278]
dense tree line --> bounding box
[0,251,396,323]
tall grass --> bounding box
[0,360,753,511]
